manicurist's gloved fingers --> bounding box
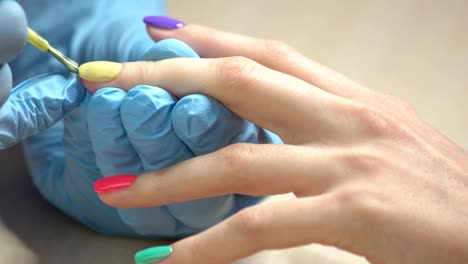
[87,88,142,175]
[0,63,13,107]
[0,0,28,63]
[121,85,236,230]
[172,94,281,156]
[143,20,367,99]
[0,0,27,107]
[120,86,191,170]
[22,121,67,207]
[0,73,84,149]
[87,87,179,236]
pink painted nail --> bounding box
[94,174,137,193]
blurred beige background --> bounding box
[1,1,467,263]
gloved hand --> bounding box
[5,0,282,237]
[0,0,27,107]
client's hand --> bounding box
[81,22,468,263]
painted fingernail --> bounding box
[135,245,172,264]
[78,61,122,82]
[94,174,137,193]
[143,16,185,29]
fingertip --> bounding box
[78,61,122,82]
[146,25,166,42]
[95,190,128,207]
[78,61,128,94]
[79,62,132,92]
[80,79,100,93]
[145,23,205,47]
[143,15,187,42]
[172,94,255,155]
[145,24,185,43]
[88,87,126,108]
[96,193,115,206]
[171,95,220,146]
[121,85,176,135]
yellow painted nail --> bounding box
[78,61,123,82]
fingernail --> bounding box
[94,174,137,193]
[143,16,185,29]
[78,61,122,82]
[135,245,172,264]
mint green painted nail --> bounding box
[135,245,172,264]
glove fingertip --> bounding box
[172,94,244,154]
[121,85,175,134]
[0,63,12,108]
[172,94,283,155]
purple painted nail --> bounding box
[143,16,185,29]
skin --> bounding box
[82,24,468,264]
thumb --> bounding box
[0,63,13,107]
[0,73,85,149]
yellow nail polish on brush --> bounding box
[78,61,122,82]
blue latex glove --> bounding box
[0,0,27,107]
[4,0,282,237]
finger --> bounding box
[87,88,142,175]
[120,85,192,169]
[87,87,179,235]
[172,94,282,156]
[61,92,133,233]
[146,23,368,99]
[22,121,68,210]
[98,144,343,208]
[81,58,346,143]
[0,63,13,107]
[148,196,362,264]
[0,73,84,149]
[0,0,27,63]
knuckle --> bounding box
[133,61,154,81]
[262,39,297,59]
[384,94,417,114]
[351,104,403,137]
[233,208,266,237]
[333,186,387,216]
[342,148,381,176]
[218,143,256,172]
[215,56,260,91]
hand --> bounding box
[82,23,468,263]
[0,0,27,107]
[8,3,278,237]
